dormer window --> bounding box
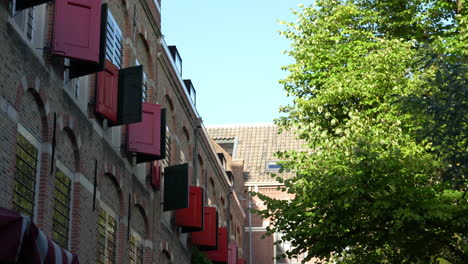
[168,46,182,75]
[183,79,196,106]
[266,161,281,172]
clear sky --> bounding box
[161,0,303,125]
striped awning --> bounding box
[0,207,79,264]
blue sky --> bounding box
[161,0,303,125]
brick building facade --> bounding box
[0,0,244,263]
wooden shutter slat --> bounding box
[53,0,101,62]
[163,163,189,211]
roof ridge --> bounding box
[205,122,275,128]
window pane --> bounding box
[52,169,71,249]
[13,133,37,218]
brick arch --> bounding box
[182,126,190,142]
[136,29,155,80]
[133,201,150,239]
[164,94,174,111]
[100,171,125,216]
[57,114,81,173]
[14,75,50,141]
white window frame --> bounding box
[9,1,47,59]
[106,10,123,68]
[135,59,148,102]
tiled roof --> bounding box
[206,123,306,183]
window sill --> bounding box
[7,17,48,73]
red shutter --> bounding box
[175,186,203,232]
[53,0,101,62]
[228,243,237,264]
[192,207,218,249]
[206,227,228,263]
[127,103,162,156]
[151,161,161,190]
[96,60,119,122]
[237,258,245,264]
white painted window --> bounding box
[10,1,47,57]
[106,11,123,68]
[135,59,148,102]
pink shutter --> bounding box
[53,0,101,62]
[96,60,119,122]
[228,243,237,264]
[127,103,162,156]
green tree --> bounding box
[255,1,468,263]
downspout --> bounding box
[248,188,253,264]
[227,188,233,240]
[192,119,202,186]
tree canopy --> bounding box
[255,0,467,263]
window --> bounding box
[129,233,144,264]
[106,11,123,68]
[135,59,148,102]
[180,150,185,164]
[275,233,307,264]
[10,1,47,57]
[13,132,39,218]
[168,46,182,75]
[214,138,237,158]
[266,161,281,172]
[52,168,72,249]
[161,128,171,168]
[13,6,33,40]
[97,208,117,264]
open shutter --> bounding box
[151,161,161,190]
[135,109,166,163]
[175,186,203,232]
[69,3,108,79]
[96,60,119,122]
[127,103,161,155]
[192,207,218,250]
[15,0,50,11]
[115,65,143,125]
[228,243,237,264]
[53,0,101,62]
[206,227,228,263]
[163,163,189,211]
